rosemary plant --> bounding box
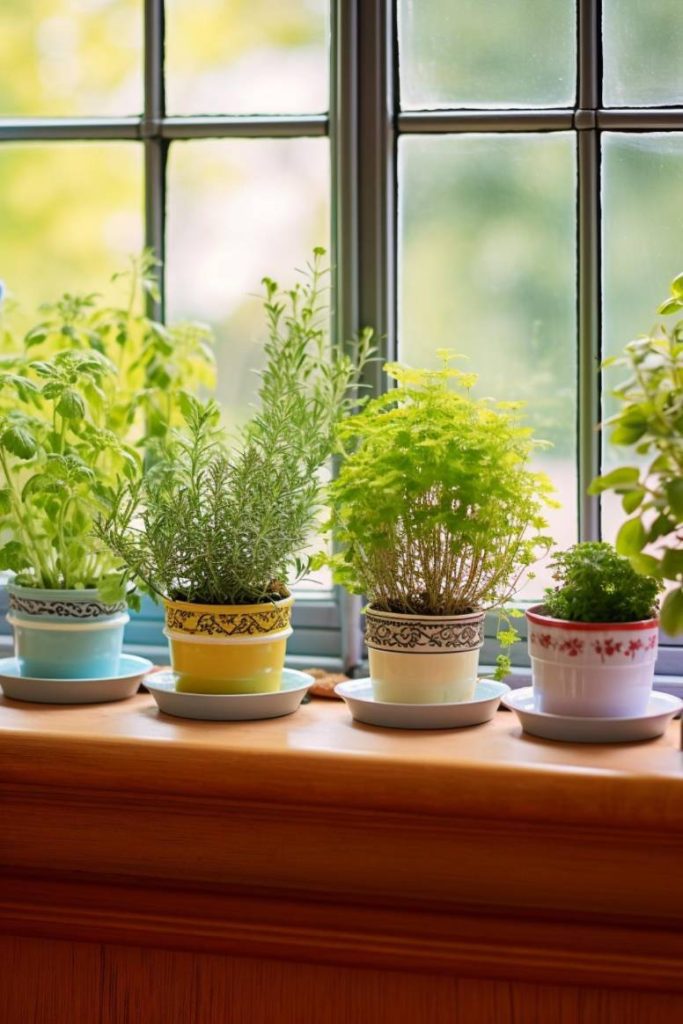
[99,250,374,605]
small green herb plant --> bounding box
[0,253,215,603]
[0,348,141,601]
[4,251,215,459]
[542,542,661,624]
[589,272,683,635]
[317,351,556,678]
[99,249,374,606]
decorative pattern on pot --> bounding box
[526,605,659,718]
[8,592,126,621]
[6,584,129,681]
[165,597,292,639]
[527,607,659,667]
[163,596,294,695]
[365,606,486,706]
[365,607,485,654]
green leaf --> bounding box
[98,574,128,604]
[616,517,646,556]
[648,514,676,542]
[21,473,62,500]
[661,548,683,581]
[657,298,683,316]
[587,466,640,495]
[31,361,54,378]
[629,552,661,577]
[650,453,672,473]
[0,489,11,514]
[56,388,85,420]
[671,272,683,299]
[665,478,683,520]
[0,540,29,572]
[41,381,63,400]
[610,422,647,445]
[622,488,646,514]
[660,586,683,637]
[1,425,37,460]
[24,327,47,348]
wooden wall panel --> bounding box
[0,936,102,1024]
[4,936,683,1024]
[100,948,462,1024]
[2,699,683,1021]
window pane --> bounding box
[165,0,328,116]
[398,0,575,110]
[601,134,683,540]
[0,0,142,117]
[603,0,683,107]
[166,138,329,426]
[399,133,577,595]
[0,143,143,313]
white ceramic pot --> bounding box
[364,606,485,704]
[526,605,659,718]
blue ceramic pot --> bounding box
[6,584,129,679]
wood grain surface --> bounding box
[1,695,683,1021]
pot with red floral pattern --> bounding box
[526,605,659,717]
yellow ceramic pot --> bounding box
[163,596,294,695]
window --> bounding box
[0,0,681,679]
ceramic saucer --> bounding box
[503,686,682,743]
[334,678,510,729]
[0,654,153,705]
[145,668,313,721]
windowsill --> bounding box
[2,692,683,979]
[1,692,682,832]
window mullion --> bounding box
[576,0,602,541]
[144,0,166,320]
[357,0,398,386]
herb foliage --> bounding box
[589,272,683,635]
[99,250,374,606]
[0,253,215,601]
[321,352,554,614]
[542,542,660,624]
[317,352,555,677]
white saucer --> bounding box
[145,668,313,721]
[503,687,682,743]
[335,678,510,729]
[0,654,153,705]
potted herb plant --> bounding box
[527,542,661,718]
[99,250,373,695]
[588,271,683,637]
[0,253,215,681]
[318,351,554,705]
[0,348,140,679]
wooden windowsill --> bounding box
[1,694,682,832]
[2,694,683,994]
